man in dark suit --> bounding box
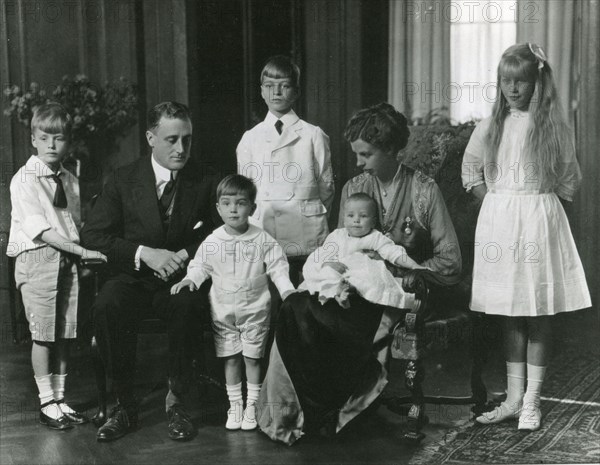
[81,102,220,442]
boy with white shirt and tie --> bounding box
[236,55,335,278]
[8,103,107,430]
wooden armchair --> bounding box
[379,123,490,443]
[81,260,223,427]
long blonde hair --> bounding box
[487,43,573,186]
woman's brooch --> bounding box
[402,216,413,235]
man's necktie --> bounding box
[275,120,283,135]
[50,173,68,208]
[159,174,176,217]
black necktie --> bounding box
[50,173,67,208]
[159,174,176,218]
[275,120,283,135]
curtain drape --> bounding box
[388,0,451,122]
[516,0,576,122]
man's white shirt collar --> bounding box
[151,154,178,186]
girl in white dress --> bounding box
[462,43,591,431]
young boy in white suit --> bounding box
[236,55,335,276]
[171,174,296,431]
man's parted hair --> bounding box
[147,101,191,131]
[217,174,257,203]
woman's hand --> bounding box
[361,249,382,260]
[323,261,348,274]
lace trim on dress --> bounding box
[411,170,433,231]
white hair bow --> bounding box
[528,43,547,69]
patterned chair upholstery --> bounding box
[382,123,490,442]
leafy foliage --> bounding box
[4,74,138,159]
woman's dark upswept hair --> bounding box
[343,102,410,156]
[488,43,574,186]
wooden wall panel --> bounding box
[186,0,303,174]
[303,0,364,224]
[574,0,600,307]
[186,0,245,172]
[142,0,188,106]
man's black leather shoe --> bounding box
[96,405,138,442]
[167,404,195,441]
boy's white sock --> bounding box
[523,364,546,409]
[51,373,77,414]
[226,382,243,413]
[246,382,261,407]
[36,374,62,420]
[225,382,243,429]
[241,383,262,430]
[505,361,526,409]
[35,374,55,405]
[51,373,67,401]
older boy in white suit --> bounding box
[236,55,335,269]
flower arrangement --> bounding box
[3,74,138,159]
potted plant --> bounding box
[4,74,139,198]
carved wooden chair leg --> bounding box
[90,335,107,426]
[403,359,426,442]
[396,311,427,443]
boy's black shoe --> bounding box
[166,404,195,441]
[39,401,73,431]
[96,405,138,442]
[56,400,89,425]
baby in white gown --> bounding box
[300,193,428,308]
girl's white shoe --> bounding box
[475,401,522,424]
[518,405,542,431]
[241,404,257,431]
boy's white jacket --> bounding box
[236,110,335,256]
[184,224,295,296]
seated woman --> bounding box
[257,103,462,445]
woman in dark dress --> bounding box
[257,103,462,445]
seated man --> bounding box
[81,101,220,442]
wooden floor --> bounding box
[1,289,598,465]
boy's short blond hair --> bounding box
[260,55,300,88]
[31,102,72,137]
[217,174,257,203]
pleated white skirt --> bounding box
[470,190,591,317]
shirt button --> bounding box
[275,212,281,217]
[265,192,270,197]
